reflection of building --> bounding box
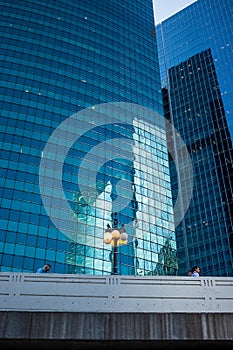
[156,0,233,276]
[69,118,176,276]
[0,0,177,275]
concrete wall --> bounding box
[1,311,233,341]
[0,273,233,344]
[1,273,233,313]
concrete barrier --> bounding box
[0,273,233,344]
[0,273,233,313]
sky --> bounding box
[153,0,197,24]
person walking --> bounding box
[36,264,52,273]
[191,265,200,277]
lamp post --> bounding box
[104,213,128,274]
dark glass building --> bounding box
[0,0,177,275]
[156,0,233,276]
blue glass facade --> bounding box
[156,0,233,276]
[0,0,177,275]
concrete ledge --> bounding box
[1,274,233,343]
[1,273,233,313]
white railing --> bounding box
[0,273,232,313]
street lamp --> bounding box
[104,213,128,274]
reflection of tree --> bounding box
[154,239,178,276]
[72,191,94,220]
[67,240,86,274]
[66,190,94,274]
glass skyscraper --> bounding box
[0,0,177,275]
[156,0,233,276]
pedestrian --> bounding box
[36,264,52,273]
[191,265,200,277]
[187,269,192,276]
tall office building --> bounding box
[156,0,233,276]
[0,1,178,275]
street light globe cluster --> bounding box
[104,224,128,246]
[103,213,128,274]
